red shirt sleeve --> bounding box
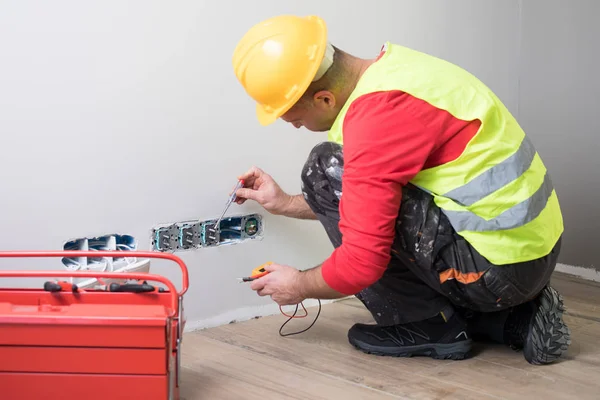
[320,90,444,295]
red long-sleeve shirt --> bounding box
[320,89,481,295]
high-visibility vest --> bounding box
[328,43,563,265]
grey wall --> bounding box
[518,0,600,269]
[0,0,592,326]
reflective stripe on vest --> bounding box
[327,42,563,265]
[443,136,536,207]
[443,171,554,232]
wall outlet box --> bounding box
[150,213,263,253]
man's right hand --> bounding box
[235,166,292,215]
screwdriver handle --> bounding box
[230,180,245,202]
[214,180,245,228]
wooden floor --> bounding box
[179,272,600,399]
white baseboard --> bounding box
[183,298,339,333]
[555,263,600,283]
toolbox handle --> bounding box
[0,269,180,316]
[0,250,189,295]
[0,251,189,300]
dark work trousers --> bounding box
[300,142,561,331]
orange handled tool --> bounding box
[239,261,272,282]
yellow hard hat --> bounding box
[232,15,329,125]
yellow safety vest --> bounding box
[328,43,563,265]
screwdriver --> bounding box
[213,179,245,229]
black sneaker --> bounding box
[347,311,472,360]
[504,285,571,365]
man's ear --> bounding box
[313,90,336,110]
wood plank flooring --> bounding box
[178,272,600,399]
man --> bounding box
[231,14,571,364]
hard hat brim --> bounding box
[256,103,278,126]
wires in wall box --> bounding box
[150,213,264,253]
[62,234,145,289]
[63,234,138,268]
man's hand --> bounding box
[235,166,291,215]
[249,263,347,306]
[249,263,304,306]
[235,166,317,219]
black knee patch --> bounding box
[301,141,343,192]
[302,141,342,175]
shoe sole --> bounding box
[524,286,572,365]
[348,336,472,360]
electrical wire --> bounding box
[278,299,321,337]
[239,267,322,337]
[61,241,137,272]
[279,303,308,319]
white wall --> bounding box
[0,0,523,327]
[518,0,600,270]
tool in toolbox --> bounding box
[0,250,189,400]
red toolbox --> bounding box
[0,251,188,400]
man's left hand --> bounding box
[249,263,304,306]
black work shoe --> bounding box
[504,285,571,365]
[347,311,472,360]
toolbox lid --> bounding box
[0,303,171,348]
[0,302,169,326]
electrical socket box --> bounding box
[151,224,179,252]
[217,214,262,245]
[150,213,264,253]
[178,222,202,250]
[61,233,141,288]
[242,215,261,238]
[201,221,220,247]
[114,234,137,261]
[62,234,137,269]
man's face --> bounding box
[280,92,337,132]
